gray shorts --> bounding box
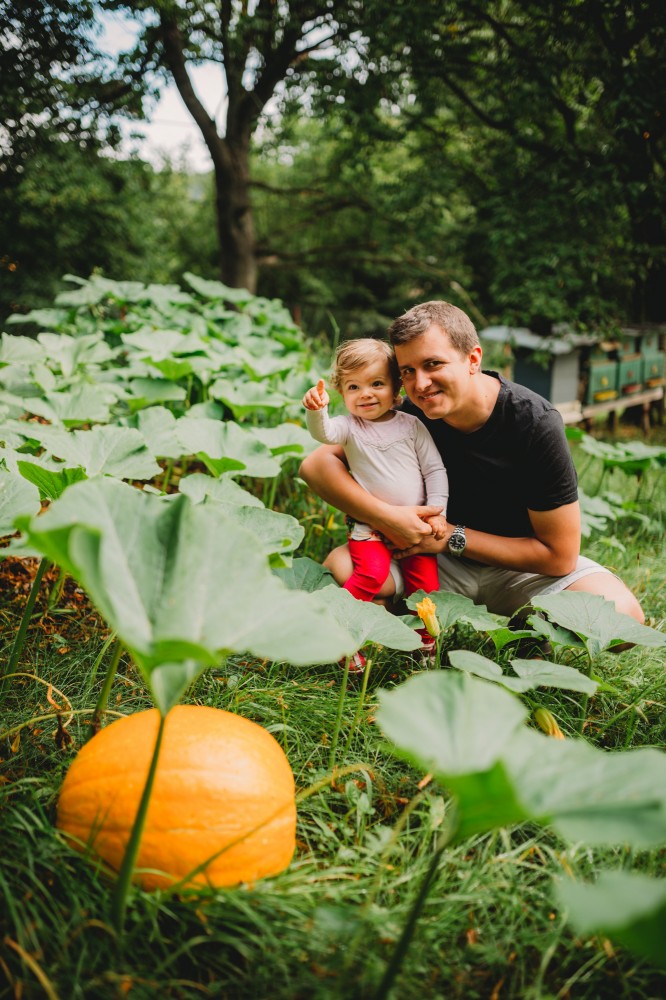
[390,553,611,618]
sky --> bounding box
[99,11,224,173]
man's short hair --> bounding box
[388,301,480,355]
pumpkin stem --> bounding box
[4,557,51,679]
[89,640,123,738]
[111,711,167,932]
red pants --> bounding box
[344,538,439,601]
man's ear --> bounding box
[469,345,483,372]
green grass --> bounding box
[1,443,666,999]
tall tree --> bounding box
[106,1,368,293]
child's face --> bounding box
[339,361,397,421]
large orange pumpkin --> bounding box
[56,705,297,890]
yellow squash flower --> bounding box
[534,707,565,740]
[415,596,441,638]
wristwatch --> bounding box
[448,524,467,557]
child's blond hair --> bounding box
[329,338,400,394]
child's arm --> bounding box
[303,380,349,446]
[413,422,449,518]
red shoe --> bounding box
[418,632,437,668]
[340,651,366,675]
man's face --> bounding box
[394,324,481,421]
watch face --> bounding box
[449,527,466,553]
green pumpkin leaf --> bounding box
[19,478,355,713]
[211,503,304,561]
[183,271,254,305]
[147,357,194,381]
[121,328,203,360]
[377,671,666,848]
[176,418,281,478]
[447,650,596,695]
[485,625,536,653]
[447,762,531,841]
[377,672,528,777]
[508,658,598,694]
[141,283,194,308]
[274,556,337,593]
[377,672,532,838]
[321,586,423,652]
[527,615,586,651]
[556,872,666,969]
[250,422,315,459]
[125,378,187,411]
[503,728,666,848]
[17,460,87,502]
[208,379,293,418]
[5,308,69,329]
[37,332,116,376]
[21,424,161,481]
[130,406,184,460]
[532,592,666,658]
[23,385,113,426]
[447,649,509,682]
[238,350,299,380]
[0,469,41,535]
[185,401,226,420]
[179,473,263,508]
[0,333,45,365]
[149,659,215,712]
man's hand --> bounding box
[376,504,444,549]
[303,379,329,411]
[425,514,448,540]
[393,533,448,559]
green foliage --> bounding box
[253,112,474,336]
[531,591,666,660]
[17,477,356,713]
[0,469,40,532]
[374,0,666,327]
[447,649,598,695]
[557,872,666,970]
[0,146,211,317]
[377,670,666,847]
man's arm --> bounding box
[397,501,581,577]
[299,445,442,548]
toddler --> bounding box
[303,338,448,670]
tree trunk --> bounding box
[213,136,257,293]
[158,11,259,293]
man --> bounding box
[299,301,644,622]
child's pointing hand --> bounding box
[303,379,330,411]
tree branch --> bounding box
[473,5,580,148]
[158,10,231,172]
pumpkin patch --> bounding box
[56,705,297,890]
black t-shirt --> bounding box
[401,372,578,537]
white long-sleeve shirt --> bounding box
[305,407,448,540]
